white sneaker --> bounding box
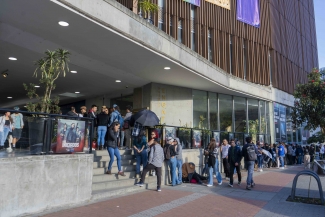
[260,169,263,172]
[226,178,230,181]
[218,181,222,185]
[207,184,213,187]
[83,147,88,152]
[6,147,12,153]
[280,167,284,169]
[92,148,95,151]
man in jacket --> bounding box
[175,137,183,185]
[228,139,242,187]
[241,137,259,190]
[135,137,165,192]
[67,107,78,117]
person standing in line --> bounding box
[228,139,242,187]
[221,139,231,180]
[109,105,124,148]
[206,138,222,187]
[0,112,13,150]
[241,137,259,190]
[67,107,78,117]
[164,137,177,186]
[292,145,296,164]
[257,142,264,172]
[79,106,88,117]
[287,144,293,165]
[304,147,311,169]
[278,142,285,169]
[96,110,110,150]
[136,130,164,192]
[123,105,133,150]
[105,122,125,176]
[9,107,24,151]
[174,137,183,185]
[133,130,148,178]
[296,145,303,164]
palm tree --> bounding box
[137,0,158,20]
[24,48,70,113]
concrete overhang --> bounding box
[0,0,294,108]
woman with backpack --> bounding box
[105,122,125,176]
[0,111,13,150]
[205,138,222,187]
[133,130,148,178]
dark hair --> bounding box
[126,105,133,112]
[114,106,121,113]
[230,139,235,143]
[110,121,120,130]
[137,130,146,143]
[71,106,75,111]
[91,105,97,109]
[208,138,217,151]
[151,129,159,139]
[246,137,252,143]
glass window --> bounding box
[259,101,266,134]
[219,94,233,132]
[191,33,195,51]
[248,99,259,141]
[209,92,218,130]
[193,90,208,129]
[191,5,195,51]
[178,19,183,43]
[234,97,246,133]
[230,35,233,74]
[297,128,302,143]
[208,29,213,62]
[169,16,173,36]
[286,107,292,143]
[158,0,164,30]
[266,102,270,135]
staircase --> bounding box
[91,149,156,200]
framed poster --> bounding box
[228,133,234,141]
[55,119,86,153]
[258,134,264,145]
[164,127,176,144]
[213,131,220,146]
[192,130,202,148]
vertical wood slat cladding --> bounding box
[116,0,318,94]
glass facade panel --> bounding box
[219,94,233,132]
[248,99,259,142]
[178,19,183,43]
[286,107,292,143]
[193,90,208,129]
[266,102,270,135]
[234,96,246,133]
[209,92,218,130]
[259,101,266,134]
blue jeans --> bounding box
[0,126,10,146]
[135,149,148,174]
[213,160,223,183]
[257,155,263,168]
[169,157,177,186]
[176,159,182,184]
[297,155,303,164]
[120,131,125,147]
[246,161,255,186]
[97,126,107,146]
[279,156,284,167]
[107,147,121,171]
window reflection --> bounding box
[209,92,218,130]
[219,94,233,132]
[248,99,259,142]
[193,90,208,129]
[234,97,246,132]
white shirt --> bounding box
[221,144,230,159]
[320,146,324,154]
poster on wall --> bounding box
[55,119,86,153]
[206,0,230,10]
[279,105,287,141]
[192,130,202,148]
[228,133,234,142]
[274,103,287,142]
[213,131,220,146]
[183,0,200,7]
[164,127,176,144]
[236,0,260,27]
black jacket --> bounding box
[107,129,118,148]
[97,113,110,127]
[67,111,78,117]
[241,143,259,161]
[228,145,242,165]
[88,111,97,126]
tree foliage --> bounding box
[137,0,158,18]
[23,49,70,114]
[292,68,325,133]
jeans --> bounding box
[107,147,122,171]
[222,158,230,178]
[229,163,241,185]
[169,157,177,186]
[120,131,125,147]
[176,159,182,184]
[135,149,148,174]
[202,163,209,175]
[257,155,263,168]
[124,128,132,149]
[297,155,303,164]
[213,159,223,183]
[141,164,162,188]
[245,161,255,186]
[0,126,10,146]
[279,156,284,167]
[97,126,107,146]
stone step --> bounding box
[93,159,136,169]
[92,165,136,175]
[91,183,156,201]
[93,172,138,182]
[94,154,134,162]
[94,149,132,156]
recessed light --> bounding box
[70,71,77,73]
[34,85,40,88]
[115,80,121,83]
[164,67,171,70]
[9,57,17,61]
[58,21,69,26]
[7,97,12,99]
[75,92,80,94]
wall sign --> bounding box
[183,0,200,7]
[206,0,230,10]
[237,0,260,27]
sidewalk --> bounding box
[32,165,325,217]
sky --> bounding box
[314,0,325,68]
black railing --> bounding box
[0,109,94,157]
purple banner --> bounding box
[183,0,200,7]
[237,0,260,28]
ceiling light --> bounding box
[58,21,69,26]
[75,92,80,94]
[70,71,77,73]
[7,97,12,99]
[164,67,171,70]
[115,80,121,83]
[34,85,40,88]
[2,73,8,78]
[8,57,17,61]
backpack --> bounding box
[163,144,171,160]
[123,120,129,129]
[114,112,124,128]
[247,144,257,161]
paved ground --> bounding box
[33,165,325,217]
